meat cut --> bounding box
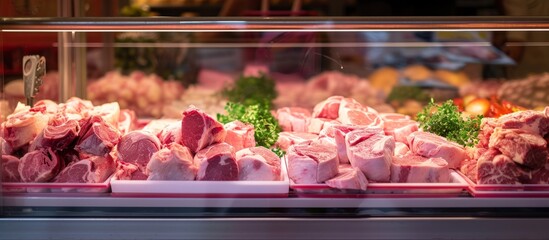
[146,143,197,181]
[497,110,549,136]
[307,118,340,134]
[488,128,548,169]
[325,165,368,191]
[2,103,49,150]
[312,95,343,119]
[116,130,161,171]
[407,131,467,169]
[346,128,394,182]
[2,155,20,182]
[394,142,410,156]
[1,137,13,155]
[287,139,338,184]
[115,162,148,180]
[75,116,121,157]
[18,148,62,182]
[53,156,115,184]
[383,119,419,143]
[36,115,80,150]
[337,98,383,128]
[181,107,226,153]
[223,120,255,151]
[275,107,311,132]
[194,142,238,181]
[319,124,371,164]
[390,154,450,183]
[236,146,281,181]
[157,120,182,146]
[476,148,525,184]
[275,131,318,151]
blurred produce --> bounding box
[498,73,549,109]
[459,80,502,99]
[454,95,526,118]
[403,64,432,82]
[368,66,399,94]
[434,69,470,87]
[88,71,184,118]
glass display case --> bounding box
[2,16,549,239]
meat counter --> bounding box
[2,17,549,240]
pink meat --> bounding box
[307,118,340,134]
[53,156,115,183]
[88,102,121,127]
[118,109,137,135]
[407,131,467,169]
[394,142,410,156]
[115,162,148,180]
[325,166,368,191]
[18,148,62,182]
[181,107,226,153]
[312,96,343,119]
[143,119,178,136]
[379,113,411,121]
[287,139,338,184]
[31,99,58,114]
[157,121,182,146]
[383,119,419,143]
[3,103,49,150]
[346,128,394,182]
[38,115,80,150]
[488,128,547,169]
[477,117,497,148]
[223,120,255,151]
[530,163,549,184]
[497,110,549,136]
[1,137,13,156]
[2,155,21,182]
[75,116,121,157]
[194,142,238,181]
[275,107,311,132]
[319,124,375,164]
[116,130,161,171]
[476,149,525,184]
[391,154,450,183]
[275,132,318,151]
[460,154,479,183]
[337,98,383,128]
[146,143,197,180]
[236,146,281,181]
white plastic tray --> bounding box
[458,171,549,198]
[110,159,289,198]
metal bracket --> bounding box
[23,55,46,106]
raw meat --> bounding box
[394,142,410,156]
[497,110,549,136]
[157,121,183,146]
[530,163,549,184]
[181,107,226,153]
[146,143,197,181]
[346,128,394,182]
[460,155,478,183]
[477,117,497,148]
[194,142,238,181]
[38,115,80,150]
[488,128,547,169]
[287,139,338,184]
[2,103,48,149]
[31,99,58,114]
[275,132,318,151]
[325,166,368,191]
[143,119,179,136]
[476,149,525,184]
[118,109,137,135]
[383,119,419,143]
[338,98,383,128]
[307,118,340,134]
[2,155,20,182]
[379,113,411,121]
[391,154,450,183]
[115,162,148,180]
[407,131,467,169]
[89,102,121,127]
[53,156,115,183]
[276,107,311,132]
[75,116,121,157]
[312,96,343,119]
[223,120,255,151]
[319,124,374,164]
[116,130,161,171]
[1,137,13,155]
[18,148,62,182]
[236,146,281,181]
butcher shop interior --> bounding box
[2,0,549,239]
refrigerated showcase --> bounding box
[2,17,549,240]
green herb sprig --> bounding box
[416,99,483,147]
[221,74,277,107]
[217,101,284,157]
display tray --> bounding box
[110,159,289,198]
[458,172,549,198]
[289,170,469,198]
[1,178,112,194]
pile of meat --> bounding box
[87,71,184,118]
[277,96,463,191]
[461,108,549,184]
[1,98,135,191]
[115,107,282,182]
